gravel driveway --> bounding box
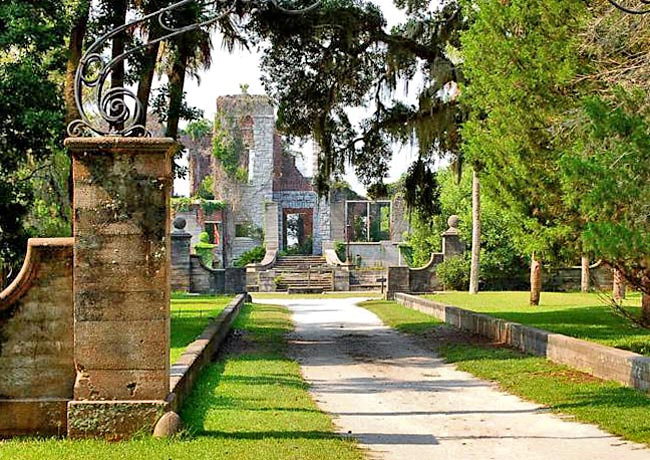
[256,296,650,460]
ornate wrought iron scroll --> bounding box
[608,0,650,15]
[68,0,319,137]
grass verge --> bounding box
[361,299,650,446]
[170,293,233,363]
[424,291,650,355]
[0,303,362,460]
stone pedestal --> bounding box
[171,217,192,292]
[333,268,351,292]
[65,137,176,439]
[386,266,410,300]
[442,215,465,260]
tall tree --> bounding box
[0,0,68,275]
[461,0,590,305]
[253,0,466,215]
[561,91,650,322]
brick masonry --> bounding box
[395,293,650,391]
[0,238,74,437]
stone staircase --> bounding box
[274,256,333,293]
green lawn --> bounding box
[170,293,233,363]
[424,291,650,355]
[0,303,362,460]
[361,299,650,446]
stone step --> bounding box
[275,260,327,268]
[276,279,333,285]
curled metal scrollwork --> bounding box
[68,0,319,138]
[608,0,650,14]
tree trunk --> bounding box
[469,169,481,295]
[136,42,161,126]
[642,275,650,327]
[64,1,90,125]
[530,252,542,306]
[110,0,128,132]
[613,268,626,302]
[63,1,90,216]
[165,51,188,139]
[136,0,164,126]
[580,255,590,293]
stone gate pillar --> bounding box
[442,215,465,260]
[65,137,175,440]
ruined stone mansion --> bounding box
[177,93,411,269]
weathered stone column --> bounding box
[65,137,176,440]
[171,217,192,292]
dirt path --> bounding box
[257,296,650,460]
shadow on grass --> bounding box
[439,341,650,437]
[181,302,302,434]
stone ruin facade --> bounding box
[181,92,411,268]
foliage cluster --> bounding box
[0,0,71,276]
[459,0,649,314]
[334,241,348,263]
[234,246,266,268]
[213,112,248,180]
[172,196,226,215]
[406,167,528,289]
[254,0,465,215]
[461,0,590,261]
[195,231,217,268]
[280,237,314,256]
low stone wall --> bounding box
[350,268,386,291]
[394,293,650,391]
[0,238,74,437]
[386,253,443,298]
[189,255,246,295]
[544,263,613,292]
[168,294,246,412]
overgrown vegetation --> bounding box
[172,197,226,215]
[334,241,347,263]
[361,299,650,446]
[213,110,248,180]
[406,167,528,289]
[234,246,266,268]
[280,237,313,256]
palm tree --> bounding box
[469,168,480,294]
